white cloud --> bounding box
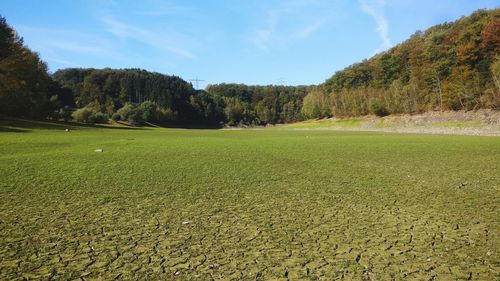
[17,26,111,54]
[101,16,197,59]
[45,41,108,55]
[44,57,80,68]
[136,3,192,17]
[248,1,333,51]
[294,18,327,39]
[248,11,278,51]
[14,26,116,70]
[359,0,391,53]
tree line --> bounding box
[51,68,312,126]
[53,68,198,125]
[0,13,312,127]
[1,9,499,126]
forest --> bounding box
[317,8,500,118]
[51,68,310,126]
[0,8,498,126]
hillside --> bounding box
[52,68,199,124]
[316,9,499,117]
[197,9,500,123]
[1,9,499,126]
[278,109,500,136]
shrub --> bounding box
[72,108,93,123]
[111,112,121,121]
[139,101,155,122]
[115,103,144,124]
[370,102,390,117]
[155,107,175,123]
[301,90,331,119]
[58,106,72,122]
[92,112,109,124]
[71,106,108,124]
[127,109,143,125]
[116,103,133,119]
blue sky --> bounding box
[1,0,498,88]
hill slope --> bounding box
[316,9,499,117]
[1,9,498,126]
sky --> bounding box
[1,0,498,89]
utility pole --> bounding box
[190,77,205,90]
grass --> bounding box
[0,119,499,280]
[282,118,362,129]
[429,120,484,128]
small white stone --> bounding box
[182,221,190,225]
[95,149,103,153]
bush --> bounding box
[92,112,109,124]
[72,108,93,123]
[57,106,72,122]
[114,102,176,125]
[127,109,143,125]
[116,103,133,119]
[115,103,146,124]
[301,90,330,119]
[72,106,108,124]
[155,107,175,123]
[111,112,121,121]
[370,102,390,117]
[139,101,155,122]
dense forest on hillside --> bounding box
[317,9,500,117]
[206,84,309,125]
[0,8,499,126]
[53,68,199,124]
[53,68,310,125]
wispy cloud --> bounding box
[359,0,391,54]
[45,41,108,55]
[101,16,196,59]
[17,26,111,55]
[15,26,116,70]
[294,18,327,39]
[248,12,278,51]
[248,1,332,51]
[136,3,192,17]
[44,57,80,68]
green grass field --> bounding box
[280,118,362,129]
[0,120,499,280]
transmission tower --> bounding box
[190,77,205,89]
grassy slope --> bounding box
[279,111,500,136]
[0,121,499,279]
[282,118,363,129]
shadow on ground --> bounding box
[0,117,145,132]
[0,117,222,132]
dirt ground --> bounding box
[285,110,500,136]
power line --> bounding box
[190,77,205,89]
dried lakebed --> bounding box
[0,124,498,280]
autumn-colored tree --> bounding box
[0,16,51,117]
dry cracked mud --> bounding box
[0,129,498,280]
[1,190,498,280]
